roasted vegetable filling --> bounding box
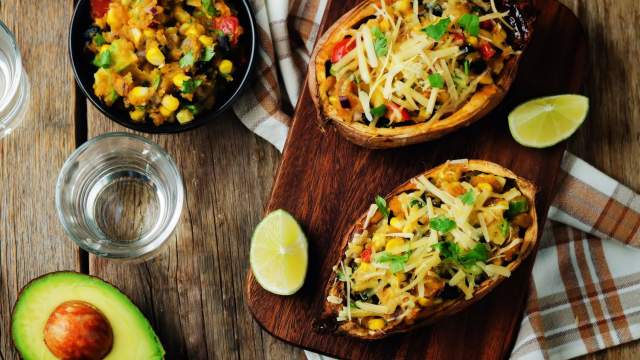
[329,164,532,332]
[86,0,244,126]
[322,0,521,128]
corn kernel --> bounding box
[372,233,386,251]
[218,59,233,74]
[176,109,194,124]
[497,200,509,209]
[358,262,373,273]
[477,182,493,192]
[143,29,155,38]
[467,36,478,46]
[127,86,150,106]
[368,318,385,331]
[380,19,390,32]
[393,0,411,13]
[130,27,142,47]
[371,87,385,107]
[417,297,430,306]
[172,73,190,87]
[385,238,405,252]
[199,35,214,47]
[174,7,191,23]
[159,106,173,117]
[129,109,145,121]
[161,95,180,112]
[106,8,122,29]
[389,217,405,231]
[396,273,407,282]
[350,244,364,256]
[186,25,200,38]
[146,47,165,67]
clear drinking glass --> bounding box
[0,21,29,139]
[56,133,184,260]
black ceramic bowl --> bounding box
[69,0,257,133]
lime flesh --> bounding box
[508,95,589,148]
[250,209,308,295]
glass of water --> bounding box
[0,21,29,139]
[56,133,184,260]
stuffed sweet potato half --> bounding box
[309,0,535,148]
[318,160,537,339]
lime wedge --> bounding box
[508,95,589,148]
[250,209,308,295]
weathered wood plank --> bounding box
[86,107,301,359]
[0,1,80,358]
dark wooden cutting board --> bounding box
[246,0,586,358]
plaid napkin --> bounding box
[236,1,640,359]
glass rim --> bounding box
[0,20,24,112]
[55,132,185,259]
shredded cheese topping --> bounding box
[333,164,532,333]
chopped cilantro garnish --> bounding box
[202,46,215,62]
[428,73,444,88]
[459,189,475,205]
[433,241,489,268]
[92,49,111,68]
[499,219,510,237]
[371,27,388,57]
[179,51,195,68]
[375,195,389,218]
[458,13,480,37]
[376,251,411,274]
[506,197,529,218]
[184,104,201,115]
[181,78,203,94]
[464,60,470,76]
[371,104,387,118]
[201,0,218,16]
[429,216,456,233]
[422,18,451,41]
[337,270,347,282]
[410,198,425,208]
[93,33,106,46]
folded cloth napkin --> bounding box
[236,1,640,359]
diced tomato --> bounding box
[214,16,243,46]
[452,32,465,43]
[480,20,494,31]
[90,0,110,18]
[479,42,497,60]
[386,103,410,122]
[331,38,356,63]
[361,248,372,263]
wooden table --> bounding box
[0,0,637,359]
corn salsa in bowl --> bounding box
[69,0,256,132]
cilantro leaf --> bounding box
[371,27,388,57]
[181,78,203,94]
[92,49,111,68]
[337,271,347,282]
[409,199,425,208]
[184,104,201,115]
[422,18,451,41]
[179,51,195,68]
[202,46,215,62]
[458,243,489,267]
[375,195,389,218]
[429,216,456,233]
[457,13,480,36]
[93,33,106,46]
[459,189,475,205]
[371,104,387,118]
[201,0,218,16]
[428,73,444,88]
[499,219,510,237]
[433,241,489,268]
[376,251,411,274]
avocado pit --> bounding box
[43,300,113,360]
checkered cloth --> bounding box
[236,1,640,359]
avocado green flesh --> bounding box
[11,272,164,360]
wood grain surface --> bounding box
[246,0,585,358]
[0,0,639,359]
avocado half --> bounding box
[11,272,165,360]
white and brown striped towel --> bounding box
[235,1,640,359]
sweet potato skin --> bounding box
[317,160,538,340]
[308,0,535,149]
